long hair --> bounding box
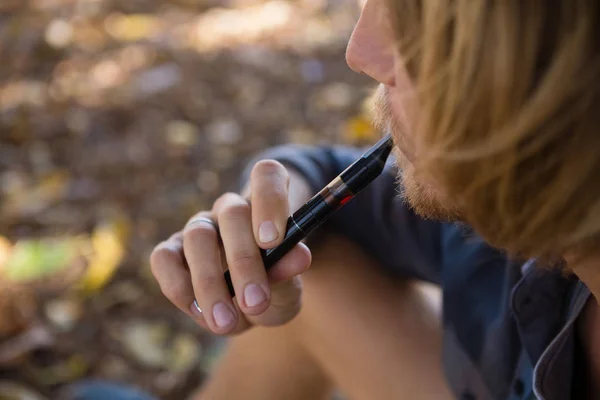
[387,0,600,260]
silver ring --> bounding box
[193,299,202,314]
[187,216,218,230]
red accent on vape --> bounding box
[338,194,354,207]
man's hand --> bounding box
[150,160,313,335]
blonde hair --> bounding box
[388,0,600,260]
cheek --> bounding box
[388,88,417,163]
[387,59,418,162]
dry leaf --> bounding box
[104,14,162,42]
[44,298,82,331]
[345,115,376,143]
[168,333,201,373]
[77,216,130,294]
[121,320,170,369]
[165,120,199,148]
[45,19,73,49]
[1,171,69,219]
[0,237,12,270]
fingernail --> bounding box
[212,302,235,328]
[259,221,278,243]
[190,300,202,317]
[244,283,267,308]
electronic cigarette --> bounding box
[224,134,394,297]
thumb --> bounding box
[246,243,311,327]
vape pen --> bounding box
[224,134,394,297]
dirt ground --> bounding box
[0,0,375,398]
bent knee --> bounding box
[302,233,442,318]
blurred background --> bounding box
[0,0,377,398]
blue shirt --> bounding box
[243,144,591,400]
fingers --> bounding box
[213,194,271,316]
[150,233,207,329]
[266,242,312,284]
[250,160,290,249]
[246,242,312,327]
[183,212,249,334]
[152,160,311,335]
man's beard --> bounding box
[372,85,462,222]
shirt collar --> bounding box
[532,280,591,400]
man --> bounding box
[148,0,600,399]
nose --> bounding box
[345,0,396,86]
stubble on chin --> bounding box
[372,86,462,222]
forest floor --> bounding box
[0,0,376,398]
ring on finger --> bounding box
[193,299,202,314]
[186,216,218,232]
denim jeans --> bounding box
[61,381,158,400]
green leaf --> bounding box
[3,239,76,282]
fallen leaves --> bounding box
[44,297,83,332]
[189,1,295,52]
[119,319,201,374]
[32,354,90,386]
[0,282,37,337]
[313,82,355,111]
[0,238,78,283]
[0,213,129,336]
[345,115,376,144]
[45,19,74,49]
[0,325,54,366]
[0,237,11,269]
[134,63,181,97]
[196,170,219,194]
[0,0,371,397]
[78,216,130,294]
[0,381,48,400]
[165,120,199,148]
[1,171,68,220]
[104,14,162,42]
[205,118,242,146]
[0,81,49,112]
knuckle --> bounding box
[192,273,221,293]
[228,250,261,272]
[214,192,241,209]
[150,245,179,272]
[183,223,218,243]
[160,278,189,305]
[218,201,251,222]
[149,246,165,270]
[253,159,287,178]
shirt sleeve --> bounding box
[239,144,444,284]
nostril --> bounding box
[345,44,364,75]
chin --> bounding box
[393,148,463,222]
[374,84,462,221]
